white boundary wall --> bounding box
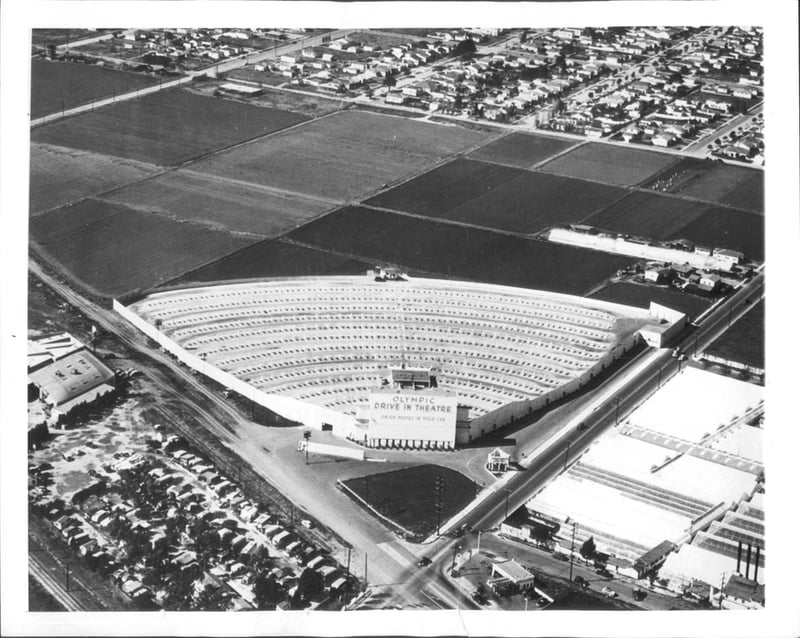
[113,299,361,439]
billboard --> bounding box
[368,389,457,444]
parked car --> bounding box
[417,557,432,567]
[601,586,618,598]
[574,576,589,588]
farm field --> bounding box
[666,207,764,261]
[704,300,764,370]
[169,239,372,285]
[365,158,625,235]
[30,59,158,119]
[540,142,677,187]
[583,191,721,240]
[30,199,255,297]
[287,206,633,295]
[644,158,764,213]
[102,169,333,236]
[468,132,577,168]
[342,464,477,539]
[191,111,494,201]
[32,88,308,166]
[29,143,160,215]
[590,282,712,320]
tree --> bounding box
[294,567,324,603]
[253,574,282,609]
[383,73,397,88]
[453,36,477,58]
[580,536,597,560]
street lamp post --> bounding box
[503,489,511,521]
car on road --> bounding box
[574,576,589,588]
[577,422,588,432]
[601,586,618,598]
[553,552,569,561]
[417,557,432,567]
[535,597,549,608]
[595,566,612,577]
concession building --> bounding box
[116,275,684,450]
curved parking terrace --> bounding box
[127,276,653,419]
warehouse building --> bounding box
[27,333,116,427]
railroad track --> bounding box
[28,554,85,612]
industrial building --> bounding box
[27,333,116,429]
[117,275,684,450]
[525,367,764,589]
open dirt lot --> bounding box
[287,206,633,295]
[102,169,334,237]
[365,158,625,235]
[31,59,158,119]
[590,282,713,320]
[644,158,764,213]
[540,143,678,187]
[583,191,720,240]
[30,143,160,215]
[168,239,373,285]
[468,133,577,169]
[32,88,308,166]
[30,199,255,297]
[190,111,495,201]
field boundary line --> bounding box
[177,168,342,207]
[356,203,545,241]
[276,237,445,280]
[170,108,338,171]
[532,139,589,170]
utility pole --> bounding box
[569,522,577,583]
[434,475,445,535]
[563,441,571,471]
[65,563,71,593]
[345,545,351,582]
[364,553,368,590]
[503,488,511,521]
[615,397,621,425]
[303,430,311,465]
[476,530,482,553]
